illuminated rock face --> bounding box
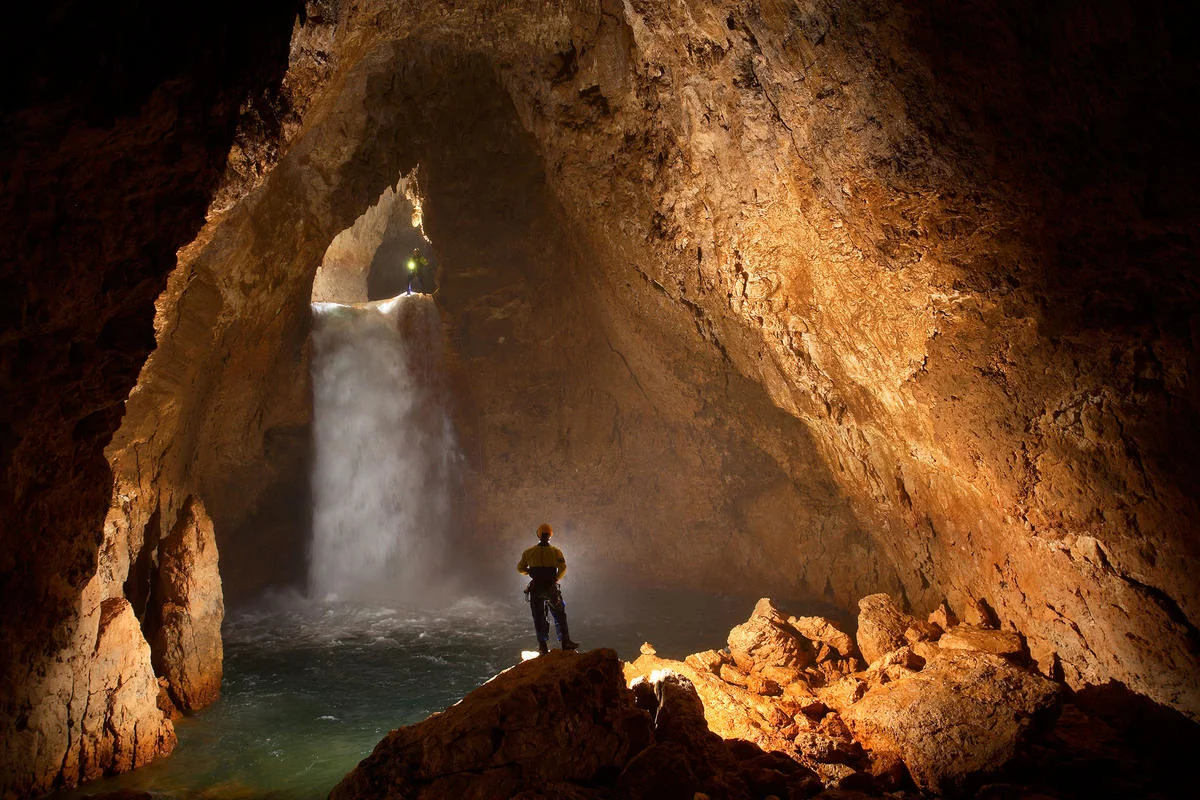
[2,0,1198,795]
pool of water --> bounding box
[56,589,789,800]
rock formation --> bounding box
[626,596,1062,795]
[334,596,1073,797]
[332,647,824,800]
[149,497,224,712]
[3,0,1199,795]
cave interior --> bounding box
[2,0,1199,798]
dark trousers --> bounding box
[530,585,570,645]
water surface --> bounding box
[57,589,778,800]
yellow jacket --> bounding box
[518,542,567,582]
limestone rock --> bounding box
[855,594,918,665]
[83,599,177,782]
[815,677,868,713]
[685,649,724,675]
[332,650,652,798]
[841,651,1061,794]
[862,647,926,687]
[727,599,812,672]
[335,649,820,800]
[927,603,958,630]
[939,625,1028,663]
[902,619,943,645]
[962,598,1000,629]
[788,615,858,659]
[150,497,224,711]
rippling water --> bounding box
[53,589,780,800]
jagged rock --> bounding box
[962,598,1000,629]
[788,616,858,659]
[902,619,943,645]
[815,677,868,713]
[640,642,657,656]
[721,663,750,687]
[841,651,1061,794]
[728,599,812,672]
[939,625,1028,663]
[758,664,806,689]
[332,650,652,799]
[685,649,724,675]
[746,672,784,697]
[855,594,919,665]
[794,731,861,765]
[150,497,224,711]
[82,598,177,782]
[928,603,958,630]
[335,649,823,800]
[862,647,926,686]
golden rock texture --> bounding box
[332,648,823,800]
[150,497,224,711]
[627,596,1060,794]
[2,0,1199,795]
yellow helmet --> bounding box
[536,523,553,539]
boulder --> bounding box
[332,650,652,799]
[902,619,943,645]
[861,647,926,687]
[927,603,958,630]
[685,649,724,675]
[788,615,858,659]
[815,677,867,712]
[334,648,826,800]
[939,625,1028,663]
[841,651,1061,794]
[727,599,812,672]
[855,594,918,665]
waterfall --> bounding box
[308,294,461,605]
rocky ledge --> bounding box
[333,595,1078,799]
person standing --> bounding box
[518,523,579,655]
[405,248,430,294]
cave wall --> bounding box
[485,0,1200,714]
[3,0,1198,796]
[156,0,1195,713]
[0,2,301,795]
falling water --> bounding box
[309,293,461,604]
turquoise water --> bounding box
[56,589,777,800]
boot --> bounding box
[561,638,579,651]
[538,641,549,656]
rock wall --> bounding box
[3,0,1198,795]
[215,0,1194,714]
[0,1,299,795]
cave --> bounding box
[2,1,1198,798]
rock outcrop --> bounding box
[628,597,1062,794]
[335,596,1067,798]
[150,497,224,711]
[331,648,821,800]
[841,651,1060,794]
